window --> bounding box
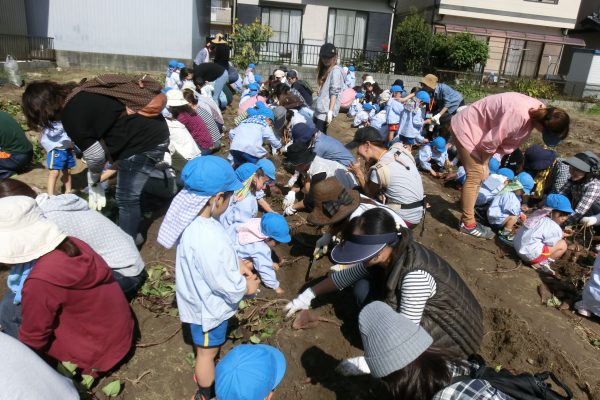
[326,9,368,50]
[261,7,302,44]
[501,39,544,77]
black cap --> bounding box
[320,43,337,58]
[346,127,385,149]
[285,142,316,166]
[286,69,298,79]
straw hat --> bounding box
[420,74,438,89]
[212,33,228,44]
[307,177,360,226]
[0,196,67,264]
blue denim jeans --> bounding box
[0,151,32,180]
[116,148,165,238]
[0,291,22,338]
[230,150,260,169]
[353,277,375,309]
[211,71,229,108]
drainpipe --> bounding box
[387,0,397,55]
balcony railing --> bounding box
[0,34,55,61]
[211,7,232,25]
[237,41,393,72]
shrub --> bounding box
[508,78,558,99]
[445,33,488,71]
[229,19,273,69]
[392,8,434,74]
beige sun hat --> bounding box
[212,33,228,44]
[274,70,286,79]
[166,89,188,107]
[363,75,376,85]
[420,74,438,89]
[0,196,66,264]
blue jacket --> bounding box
[314,133,356,167]
[434,83,464,114]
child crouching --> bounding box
[513,194,572,276]
[157,156,260,400]
[232,213,291,295]
[417,136,448,177]
[487,171,534,241]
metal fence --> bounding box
[0,34,56,62]
[238,41,393,73]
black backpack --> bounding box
[453,355,573,400]
[296,79,314,95]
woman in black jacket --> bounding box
[285,207,483,356]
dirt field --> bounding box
[3,68,600,400]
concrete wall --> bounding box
[26,0,211,61]
[438,0,580,29]
[55,50,192,73]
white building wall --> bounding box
[43,0,201,59]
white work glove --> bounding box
[286,171,299,188]
[581,216,598,227]
[285,288,316,317]
[87,171,106,211]
[335,356,371,376]
[326,111,334,124]
[313,232,332,258]
[272,146,279,156]
[283,205,297,216]
[283,191,296,208]
[431,113,441,125]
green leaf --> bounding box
[265,308,274,318]
[58,361,78,377]
[239,300,248,310]
[495,365,503,373]
[249,335,261,344]
[101,380,122,397]
[185,352,196,367]
[81,374,95,390]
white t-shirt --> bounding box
[0,332,79,400]
[308,156,357,189]
[513,217,562,261]
[369,149,424,224]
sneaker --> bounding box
[335,356,371,376]
[460,221,495,239]
[498,229,514,244]
[537,259,556,277]
[574,301,592,317]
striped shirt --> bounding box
[196,106,222,144]
[331,264,437,324]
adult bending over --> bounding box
[419,74,464,125]
[313,43,344,133]
[450,92,569,239]
[22,77,170,240]
[0,196,133,376]
[286,208,483,357]
[0,178,146,299]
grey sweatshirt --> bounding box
[36,194,145,277]
[313,65,344,121]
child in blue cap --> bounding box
[215,344,286,400]
[165,59,181,90]
[345,65,356,88]
[385,85,405,143]
[417,136,449,177]
[487,171,534,241]
[353,102,372,128]
[395,90,429,149]
[513,194,572,276]
[220,161,276,235]
[243,62,256,86]
[157,156,260,400]
[231,213,291,294]
[475,167,515,207]
[348,92,364,118]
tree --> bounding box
[442,32,489,71]
[229,19,273,69]
[392,8,434,74]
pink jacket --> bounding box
[451,92,544,161]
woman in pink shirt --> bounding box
[166,89,213,154]
[450,92,569,239]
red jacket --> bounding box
[19,237,134,376]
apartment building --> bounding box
[210,0,233,35]
[397,0,586,78]
[235,0,396,64]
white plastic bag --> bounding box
[4,55,22,87]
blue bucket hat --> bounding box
[261,213,291,243]
[545,194,574,214]
[254,74,261,83]
[248,63,256,69]
[168,59,178,68]
[235,163,260,182]
[374,104,381,113]
[355,92,365,99]
[497,167,515,180]
[415,90,430,104]
[256,158,276,180]
[390,85,403,93]
[348,65,355,72]
[247,82,260,91]
[254,101,274,120]
[489,157,500,174]
[524,144,556,172]
[432,136,446,153]
[181,156,242,196]
[291,123,318,145]
[177,62,185,69]
[216,344,286,400]
[517,171,535,195]
[363,102,373,111]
